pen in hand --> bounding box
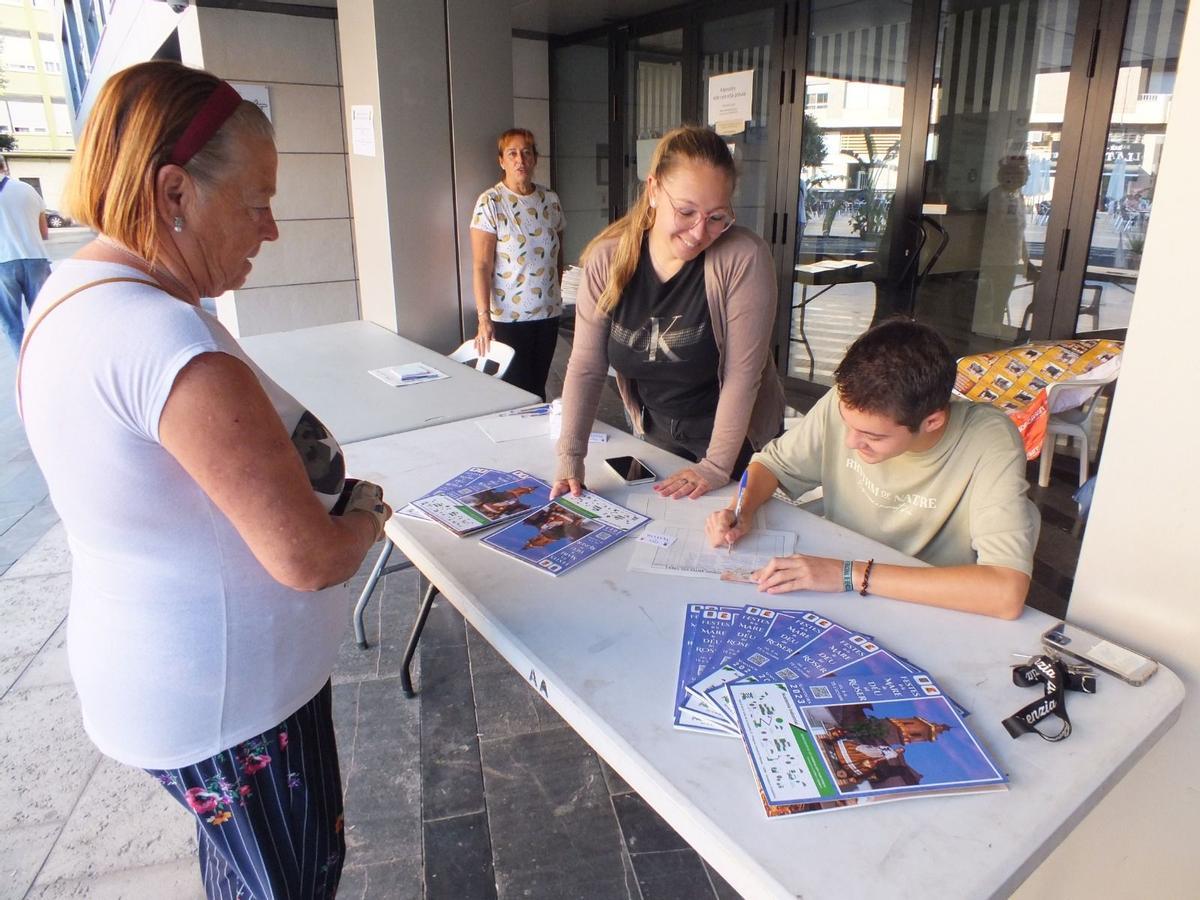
[728,470,748,555]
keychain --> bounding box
[1003,654,1096,742]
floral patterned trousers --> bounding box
[145,682,345,900]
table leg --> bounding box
[401,575,439,698]
[353,539,414,650]
[353,540,392,649]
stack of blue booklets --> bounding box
[404,467,648,576]
[675,603,1007,817]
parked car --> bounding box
[45,210,72,228]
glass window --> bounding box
[8,100,48,133]
[39,38,60,74]
[51,101,70,135]
[3,35,38,73]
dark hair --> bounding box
[497,128,539,158]
[583,125,736,314]
[834,317,956,430]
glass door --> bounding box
[624,29,685,210]
[1058,0,1187,336]
[552,37,611,268]
[786,0,914,385]
[912,0,1086,359]
[700,5,781,238]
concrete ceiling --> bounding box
[275,1,681,37]
[510,0,683,36]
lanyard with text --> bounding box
[1003,655,1096,742]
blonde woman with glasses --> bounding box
[553,125,784,500]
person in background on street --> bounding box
[553,125,784,501]
[706,318,1039,619]
[0,155,50,357]
[19,61,392,899]
[470,128,565,400]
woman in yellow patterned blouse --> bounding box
[470,128,565,400]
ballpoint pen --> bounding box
[728,470,748,555]
[399,371,440,383]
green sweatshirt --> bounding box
[751,391,1039,573]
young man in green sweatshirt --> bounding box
[706,318,1039,619]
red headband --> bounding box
[169,81,242,166]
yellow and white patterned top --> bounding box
[470,182,565,322]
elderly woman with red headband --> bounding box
[18,62,388,899]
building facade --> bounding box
[1,0,75,209]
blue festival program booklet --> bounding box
[727,673,1007,808]
[685,611,835,725]
[398,467,518,521]
[673,604,743,735]
[481,491,649,576]
[413,473,553,536]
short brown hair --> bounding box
[834,318,956,430]
[497,128,538,158]
[64,61,272,264]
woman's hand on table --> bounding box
[473,316,494,358]
[653,466,713,500]
[751,554,843,595]
[705,507,750,551]
[550,477,584,500]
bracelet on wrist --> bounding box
[841,559,855,592]
[859,558,875,596]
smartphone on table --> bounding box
[1041,621,1158,686]
[605,456,657,485]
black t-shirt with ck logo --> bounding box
[607,238,720,419]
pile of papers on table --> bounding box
[675,603,1007,816]
[402,467,649,576]
[561,265,583,306]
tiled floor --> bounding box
[0,326,1084,899]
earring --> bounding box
[649,200,657,209]
[173,217,184,233]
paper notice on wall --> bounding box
[230,83,271,121]
[708,69,754,129]
[351,105,376,157]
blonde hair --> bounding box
[583,125,736,315]
[64,61,273,265]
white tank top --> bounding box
[20,260,350,768]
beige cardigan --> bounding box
[556,226,785,488]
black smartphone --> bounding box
[605,456,657,484]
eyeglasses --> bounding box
[656,184,736,235]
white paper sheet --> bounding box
[625,496,795,580]
[367,362,447,387]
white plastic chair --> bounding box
[1037,371,1120,488]
[448,339,515,378]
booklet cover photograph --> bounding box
[482,492,649,576]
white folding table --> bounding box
[344,418,1184,899]
[240,320,538,444]
[242,319,538,645]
